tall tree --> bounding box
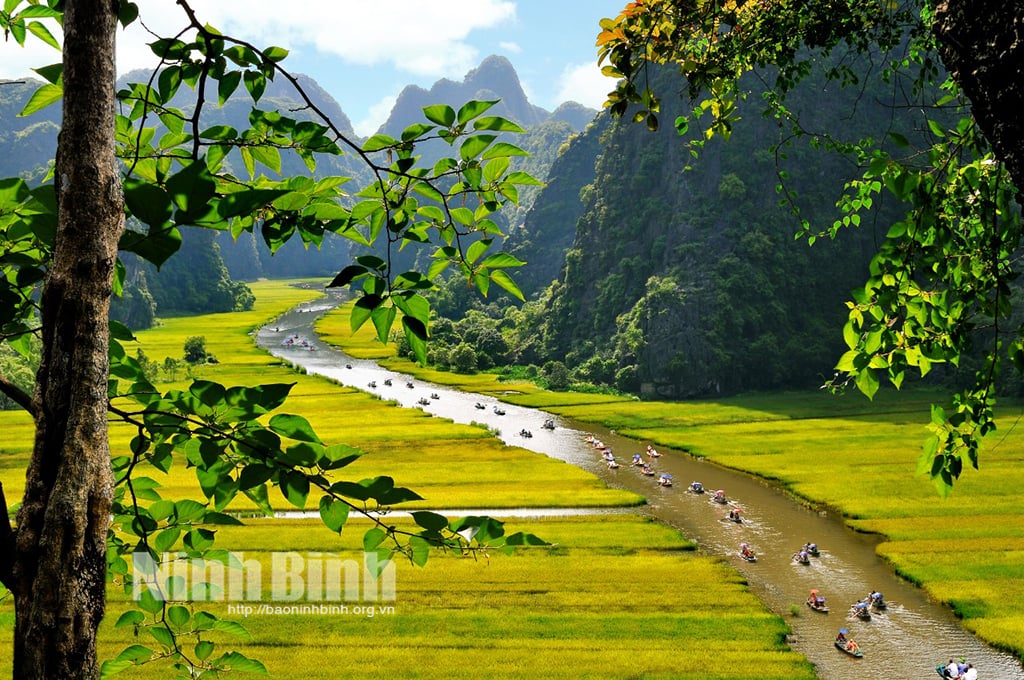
[0,1,539,677]
[8,2,120,676]
[597,0,1024,494]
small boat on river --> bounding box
[851,601,871,621]
[835,640,863,658]
[417,397,430,406]
[493,406,506,415]
[688,481,704,494]
[474,402,486,410]
[739,543,757,562]
[806,590,829,613]
[793,550,811,565]
[542,419,556,430]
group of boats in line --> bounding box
[582,432,984,668]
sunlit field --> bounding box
[82,516,812,679]
[0,280,815,679]
[319,299,1024,661]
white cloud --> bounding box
[1,1,518,81]
[555,61,615,109]
[354,94,398,137]
[146,0,517,77]
[498,41,521,54]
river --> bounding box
[256,297,1024,680]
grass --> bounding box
[0,280,814,679]
[317,299,1024,662]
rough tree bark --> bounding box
[8,1,122,677]
[934,1,1024,194]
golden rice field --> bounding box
[0,280,814,679]
[318,298,1024,663]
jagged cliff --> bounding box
[519,64,907,397]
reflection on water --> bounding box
[257,301,1024,680]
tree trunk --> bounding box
[10,1,122,677]
[934,1,1024,194]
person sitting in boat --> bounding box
[868,590,885,607]
[835,630,846,644]
[944,659,961,678]
[606,457,620,469]
[658,473,672,487]
[803,542,819,555]
[640,464,655,476]
[713,489,727,503]
[739,542,755,559]
[632,453,644,466]
[961,663,977,680]
[728,508,742,522]
[689,481,704,493]
[809,589,825,607]
[646,444,660,458]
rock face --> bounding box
[378,55,593,136]
[520,64,908,397]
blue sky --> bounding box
[1,1,627,136]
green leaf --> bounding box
[216,651,268,674]
[408,536,431,567]
[456,99,498,124]
[422,104,456,127]
[195,640,215,661]
[269,413,323,444]
[137,587,164,613]
[459,134,496,161]
[279,470,310,508]
[218,189,290,219]
[218,70,242,106]
[402,316,427,365]
[363,527,387,551]
[243,70,267,102]
[363,134,399,152]
[488,269,524,301]
[411,511,448,532]
[472,116,525,133]
[114,610,146,629]
[319,495,350,533]
[482,142,530,160]
[167,605,190,629]
[123,179,173,228]
[19,82,62,117]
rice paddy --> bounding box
[317,298,1024,663]
[0,280,816,679]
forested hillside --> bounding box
[549,73,887,396]
[496,62,921,397]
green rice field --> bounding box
[0,281,815,679]
[319,298,1024,662]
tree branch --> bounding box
[0,376,37,420]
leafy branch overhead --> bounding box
[597,0,1024,495]
[0,1,545,677]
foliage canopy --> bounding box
[597,0,1024,495]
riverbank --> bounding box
[0,280,815,679]
[316,296,1024,664]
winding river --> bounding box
[256,298,1024,680]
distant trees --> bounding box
[182,336,212,365]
